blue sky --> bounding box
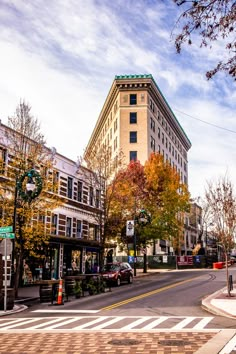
[0,0,235,199]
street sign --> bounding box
[0,233,15,239]
[126,220,134,236]
[0,226,13,233]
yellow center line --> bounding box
[100,276,199,311]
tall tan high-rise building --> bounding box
[85,74,191,187]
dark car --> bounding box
[101,262,133,286]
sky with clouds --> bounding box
[0,0,235,199]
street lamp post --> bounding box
[126,210,150,276]
[126,220,137,276]
[137,210,151,273]
[205,223,208,267]
[11,168,42,290]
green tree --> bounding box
[0,101,63,294]
[173,0,236,79]
[205,175,236,295]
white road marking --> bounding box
[2,318,41,329]
[193,317,213,330]
[142,316,168,329]
[73,316,109,329]
[45,317,81,329]
[219,335,236,354]
[0,316,215,331]
[0,318,24,327]
[29,317,66,329]
[92,316,125,329]
[172,317,195,329]
[122,317,152,329]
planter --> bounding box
[65,279,75,296]
[74,280,83,298]
[39,284,53,303]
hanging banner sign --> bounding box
[126,220,134,236]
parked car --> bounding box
[101,262,133,286]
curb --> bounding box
[202,288,236,320]
[0,304,28,317]
[14,296,39,304]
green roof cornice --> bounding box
[115,74,153,80]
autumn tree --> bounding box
[173,0,236,79]
[85,145,124,265]
[0,101,63,294]
[108,153,190,255]
[205,176,236,295]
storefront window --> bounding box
[72,250,81,274]
[85,251,99,273]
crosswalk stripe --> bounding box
[73,316,109,329]
[92,317,125,330]
[142,316,168,329]
[3,318,41,329]
[0,316,215,331]
[0,318,24,328]
[172,317,195,329]
[122,317,152,330]
[29,317,66,329]
[193,317,213,330]
[45,317,81,329]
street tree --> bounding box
[0,101,63,294]
[85,145,124,265]
[173,0,236,79]
[108,153,190,255]
[205,175,236,295]
[192,197,210,243]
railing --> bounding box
[36,274,111,304]
[64,274,111,301]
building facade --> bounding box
[85,74,192,255]
[0,122,103,284]
[85,74,191,184]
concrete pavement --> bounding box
[0,269,236,319]
[1,268,236,319]
[0,268,236,353]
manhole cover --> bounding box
[108,339,141,346]
[158,340,190,346]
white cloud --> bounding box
[0,0,235,199]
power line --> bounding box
[174,108,236,134]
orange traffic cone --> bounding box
[56,279,64,305]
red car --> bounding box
[101,262,133,286]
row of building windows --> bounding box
[151,133,185,168]
[129,129,186,171]
[52,215,99,240]
[149,97,187,159]
[66,178,100,208]
[128,112,186,163]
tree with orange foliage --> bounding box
[108,153,190,253]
